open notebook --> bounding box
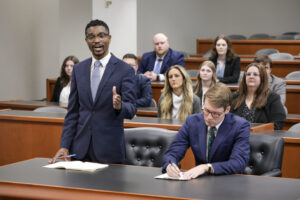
[43,161,108,172]
[154,173,191,181]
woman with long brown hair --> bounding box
[231,63,286,130]
[209,34,240,83]
[158,65,200,121]
[51,55,79,104]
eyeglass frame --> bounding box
[202,107,225,118]
[86,32,109,41]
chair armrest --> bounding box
[261,169,282,177]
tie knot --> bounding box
[158,58,163,62]
[94,60,101,68]
[210,127,216,133]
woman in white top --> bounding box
[51,55,79,105]
[194,61,217,109]
[158,65,201,121]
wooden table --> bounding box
[1,158,300,200]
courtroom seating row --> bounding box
[196,39,300,55]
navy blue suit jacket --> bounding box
[138,48,185,74]
[60,54,137,163]
[135,74,152,107]
[162,113,250,175]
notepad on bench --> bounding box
[43,161,108,172]
[154,173,190,181]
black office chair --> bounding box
[124,127,177,167]
[186,69,199,78]
[33,106,67,114]
[228,34,247,40]
[269,52,294,61]
[288,123,300,132]
[244,133,284,177]
[249,33,271,40]
[285,71,300,80]
[275,35,295,40]
[255,48,279,56]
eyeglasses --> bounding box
[202,107,223,118]
[245,72,260,77]
[86,32,109,41]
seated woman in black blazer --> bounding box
[158,65,201,121]
[51,55,79,104]
[209,34,240,83]
[231,63,286,130]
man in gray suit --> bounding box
[254,54,286,105]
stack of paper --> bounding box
[43,161,108,172]
[154,173,191,181]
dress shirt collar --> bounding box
[91,52,111,70]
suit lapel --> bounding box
[161,50,171,73]
[81,58,93,105]
[93,55,117,103]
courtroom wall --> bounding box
[137,0,300,55]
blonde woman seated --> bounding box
[231,63,286,130]
[158,65,201,121]
[194,61,217,109]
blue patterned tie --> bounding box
[91,60,101,101]
[153,58,163,74]
[207,126,216,158]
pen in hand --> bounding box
[169,160,182,178]
[57,154,77,159]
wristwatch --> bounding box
[207,163,213,174]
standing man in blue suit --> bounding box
[138,33,185,82]
[50,19,136,164]
[123,53,152,107]
[163,83,250,178]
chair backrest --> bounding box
[275,35,295,40]
[269,52,294,61]
[124,127,177,167]
[238,71,244,83]
[149,98,157,107]
[255,48,279,56]
[186,69,199,78]
[202,50,211,58]
[288,123,300,132]
[244,133,284,176]
[282,32,300,35]
[285,71,300,80]
[179,51,190,58]
[249,33,271,39]
[228,34,247,40]
[33,106,68,113]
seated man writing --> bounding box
[162,83,250,179]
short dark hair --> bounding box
[85,19,110,36]
[123,53,137,61]
[254,54,273,68]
